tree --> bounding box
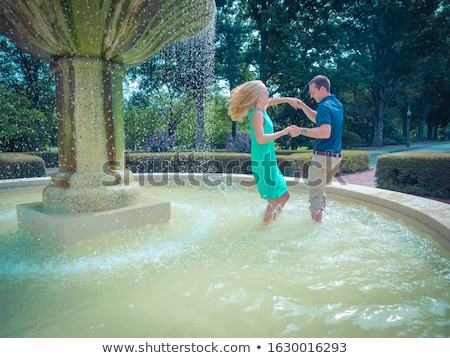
[0,35,56,150]
[126,24,215,150]
[0,84,48,151]
[125,90,197,150]
[163,24,216,150]
[415,4,450,140]
[215,0,256,137]
[334,0,446,146]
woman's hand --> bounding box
[289,125,302,137]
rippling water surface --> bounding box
[0,185,449,337]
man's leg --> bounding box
[308,155,341,223]
[308,155,326,222]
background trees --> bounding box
[1,0,449,152]
[214,0,450,148]
[0,36,55,151]
[333,0,450,146]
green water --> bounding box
[0,185,449,337]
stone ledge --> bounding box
[17,199,170,246]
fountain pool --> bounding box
[0,174,449,338]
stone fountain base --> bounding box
[17,200,170,246]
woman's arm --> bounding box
[290,124,331,139]
[268,97,300,109]
[251,111,290,145]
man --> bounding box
[291,75,344,223]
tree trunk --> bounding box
[195,94,205,150]
[417,96,428,141]
[427,112,438,140]
[231,120,236,138]
[371,99,386,146]
[370,82,398,147]
[372,114,384,146]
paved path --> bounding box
[336,168,376,187]
[363,141,450,167]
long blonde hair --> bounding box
[227,80,266,122]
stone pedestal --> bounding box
[17,200,170,246]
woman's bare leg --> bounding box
[263,191,290,223]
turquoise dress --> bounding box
[248,109,288,200]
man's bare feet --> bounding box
[311,209,323,223]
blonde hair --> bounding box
[227,80,266,121]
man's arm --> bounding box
[297,100,317,124]
[290,124,331,139]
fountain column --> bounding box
[43,57,140,213]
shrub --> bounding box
[375,152,450,199]
[277,150,369,178]
[225,132,251,153]
[0,152,46,179]
[339,150,370,173]
[125,150,370,177]
[142,129,175,152]
[342,130,361,149]
[27,151,59,168]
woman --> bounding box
[227,80,299,223]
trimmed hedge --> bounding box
[0,152,46,179]
[27,151,59,168]
[125,150,370,178]
[126,151,254,174]
[375,152,450,199]
[277,150,370,177]
[0,150,370,181]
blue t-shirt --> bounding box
[314,94,343,154]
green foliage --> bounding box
[209,89,236,149]
[125,150,370,177]
[382,120,406,145]
[124,107,158,150]
[124,91,197,150]
[0,85,49,151]
[1,2,449,153]
[27,151,59,168]
[278,150,370,178]
[339,150,370,173]
[342,130,361,149]
[333,0,449,146]
[0,152,46,179]
[375,152,450,198]
[216,1,449,148]
[0,35,56,150]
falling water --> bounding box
[153,21,216,151]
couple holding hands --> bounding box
[227,75,344,223]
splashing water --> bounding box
[1,184,449,338]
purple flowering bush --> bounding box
[143,129,175,152]
[225,131,251,153]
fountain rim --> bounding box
[1,173,449,252]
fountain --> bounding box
[0,175,449,337]
[1,0,449,339]
[0,0,216,244]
